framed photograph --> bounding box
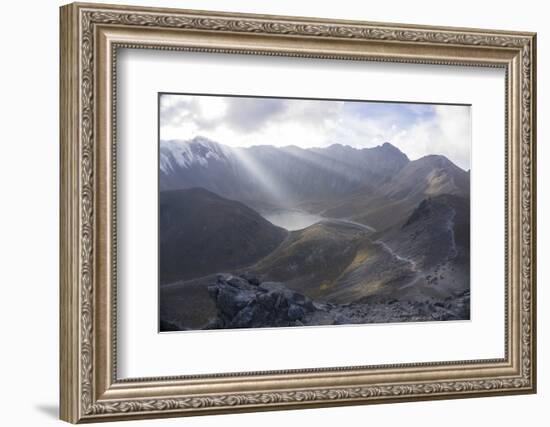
[60,2,537,423]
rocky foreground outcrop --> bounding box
[205,274,470,330]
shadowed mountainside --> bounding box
[160,188,287,284]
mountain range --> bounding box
[160,137,468,230]
[159,136,470,330]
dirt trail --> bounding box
[375,240,418,271]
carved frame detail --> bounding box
[60,2,536,423]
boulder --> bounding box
[207,275,317,328]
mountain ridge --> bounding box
[160,137,468,222]
[160,136,469,174]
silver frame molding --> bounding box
[60,2,537,423]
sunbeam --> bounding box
[231,146,292,207]
[280,145,364,182]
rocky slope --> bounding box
[375,194,470,300]
[173,274,470,331]
[160,192,469,330]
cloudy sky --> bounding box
[160,93,471,170]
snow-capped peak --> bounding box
[160,137,229,173]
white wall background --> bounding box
[0,0,545,425]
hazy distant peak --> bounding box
[325,143,352,150]
[371,141,408,157]
[280,144,303,151]
[314,141,408,159]
[413,154,461,171]
[380,141,400,151]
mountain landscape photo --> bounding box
[158,94,471,332]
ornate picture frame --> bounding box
[60,2,536,423]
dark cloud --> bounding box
[159,96,193,128]
[160,94,289,133]
[224,97,288,132]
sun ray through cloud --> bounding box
[159,94,470,170]
[231,146,292,207]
